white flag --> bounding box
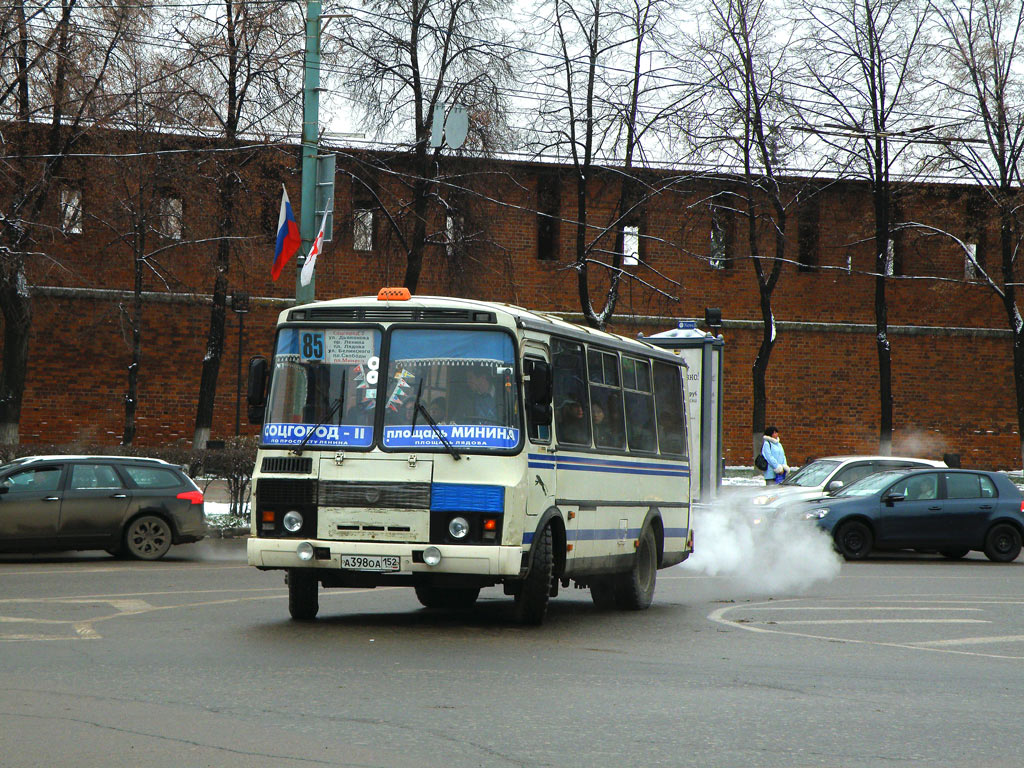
[300,205,330,287]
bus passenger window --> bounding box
[624,358,656,452]
[553,340,592,446]
[588,349,625,449]
[653,361,686,457]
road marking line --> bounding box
[911,634,1024,647]
[758,619,991,625]
[73,623,100,639]
[739,606,983,612]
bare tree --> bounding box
[336,0,518,292]
[529,0,683,329]
[928,0,1024,465]
[167,0,303,448]
[89,28,190,444]
[0,0,133,443]
[693,0,799,455]
[798,0,933,454]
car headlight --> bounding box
[282,510,304,532]
[804,508,830,520]
[448,516,470,539]
[753,494,777,506]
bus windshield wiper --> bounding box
[292,372,346,456]
[411,379,461,460]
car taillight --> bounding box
[177,490,204,505]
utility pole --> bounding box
[297,0,322,304]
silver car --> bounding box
[0,455,206,560]
[734,455,948,525]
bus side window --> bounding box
[552,339,592,447]
[653,361,686,457]
[588,349,625,450]
[624,358,657,453]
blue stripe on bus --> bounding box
[527,455,689,477]
[431,483,505,513]
[523,527,689,544]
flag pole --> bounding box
[297,0,322,304]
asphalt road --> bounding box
[2,540,1023,768]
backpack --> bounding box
[754,453,768,471]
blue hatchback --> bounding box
[786,468,1024,562]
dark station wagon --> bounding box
[0,455,206,560]
[790,468,1024,562]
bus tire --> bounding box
[614,527,657,610]
[415,585,480,610]
[288,570,319,621]
[589,577,616,609]
[513,525,554,625]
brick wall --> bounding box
[3,128,1021,467]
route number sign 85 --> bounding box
[300,331,324,361]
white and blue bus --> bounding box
[246,289,693,624]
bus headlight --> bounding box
[296,542,314,561]
[423,546,442,566]
[448,516,470,539]
[283,510,303,532]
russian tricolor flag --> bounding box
[272,185,301,281]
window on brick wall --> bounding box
[537,172,561,260]
[622,224,639,266]
[797,195,819,272]
[158,196,183,240]
[964,242,980,280]
[60,188,82,234]
[965,194,987,281]
[709,204,733,269]
[446,213,465,258]
[353,208,375,252]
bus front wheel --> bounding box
[513,525,554,625]
[614,527,657,610]
[288,570,319,621]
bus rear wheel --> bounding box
[415,585,480,611]
[614,527,657,610]
[513,525,554,625]
[288,570,319,621]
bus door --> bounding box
[523,345,556,528]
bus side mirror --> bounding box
[247,356,269,425]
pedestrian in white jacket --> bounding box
[761,426,789,484]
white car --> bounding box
[733,455,948,523]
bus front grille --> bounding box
[319,481,431,509]
[257,478,317,506]
[261,456,313,474]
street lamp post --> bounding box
[231,291,251,436]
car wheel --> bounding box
[613,527,658,610]
[512,525,554,625]
[589,577,616,609]
[123,515,172,561]
[940,548,969,560]
[834,520,873,561]
[414,585,480,610]
[288,570,319,620]
[983,524,1022,563]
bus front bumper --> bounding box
[247,537,524,577]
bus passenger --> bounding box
[558,400,589,445]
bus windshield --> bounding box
[381,329,520,451]
[262,327,382,448]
